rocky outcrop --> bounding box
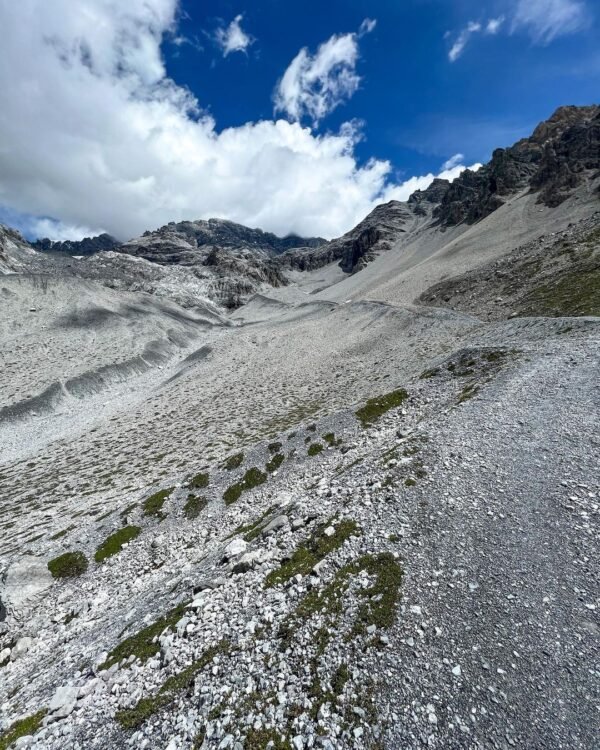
[33,233,120,256]
[279,201,413,274]
[434,105,600,226]
[0,224,39,273]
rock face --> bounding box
[114,218,322,308]
[0,224,39,273]
[433,105,600,226]
[33,233,120,256]
[279,201,413,274]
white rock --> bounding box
[0,559,53,618]
[452,665,462,677]
[49,685,79,718]
[11,636,33,660]
[223,539,247,560]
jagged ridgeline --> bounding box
[0,105,599,750]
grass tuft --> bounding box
[265,518,359,588]
[183,494,208,520]
[223,453,244,470]
[189,472,209,490]
[223,467,268,506]
[307,443,324,456]
[115,641,230,729]
[266,453,285,473]
[142,488,173,519]
[94,525,141,563]
[355,388,408,427]
[99,602,188,670]
[0,710,47,750]
[48,551,88,579]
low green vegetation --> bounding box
[355,388,408,427]
[223,452,244,470]
[142,487,173,519]
[0,710,47,750]
[189,472,209,490]
[244,728,291,750]
[223,467,268,506]
[307,443,324,456]
[115,641,230,730]
[522,265,600,317]
[94,525,141,563]
[458,383,479,403]
[268,441,282,453]
[322,432,342,447]
[266,453,285,473]
[183,494,208,519]
[227,505,278,542]
[47,551,88,579]
[265,518,359,588]
[99,602,188,670]
[294,552,402,635]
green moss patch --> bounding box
[99,602,188,670]
[0,710,47,750]
[223,453,244,471]
[142,487,173,519]
[265,518,359,588]
[115,641,230,730]
[244,728,291,750]
[266,453,285,473]
[183,494,208,519]
[267,441,282,453]
[94,525,141,563]
[48,551,88,579]
[223,467,268,506]
[189,472,209,490]
[322,432,342,447]
[355,388,408,427]
[307,443,324,456]
[293,552,402,636]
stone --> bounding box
[261,515,289,537]
[11,636,33,660]
[222,539,247,561]
[0,558,53,619]
[49,685,79,718]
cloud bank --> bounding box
[0,1,474,242]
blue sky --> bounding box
[0,0,597,241]
[170,0,598,176]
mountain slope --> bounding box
[0,104,599,750]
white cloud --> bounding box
[0,1,475,244]
[448,15,506,61]
[215,14,254,57]
[448,21,481,62]
[274,20,375,125]
[512,0,589,42]
[359,18,377,37]
[486,17,505,34]
[28,218,102,242]
[442,153,465,170]
[382,161,482,203]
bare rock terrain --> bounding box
[0,106,598,750]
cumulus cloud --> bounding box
[0,1,474,242]
[512,0,589,42]
[274,20,375,125]
[215,13,254,56]
[382,160,482,203]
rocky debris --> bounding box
[419,211,600,319]
[33,233,120,256]
[434,105,600,226]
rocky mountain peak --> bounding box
[434,103,600,226]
